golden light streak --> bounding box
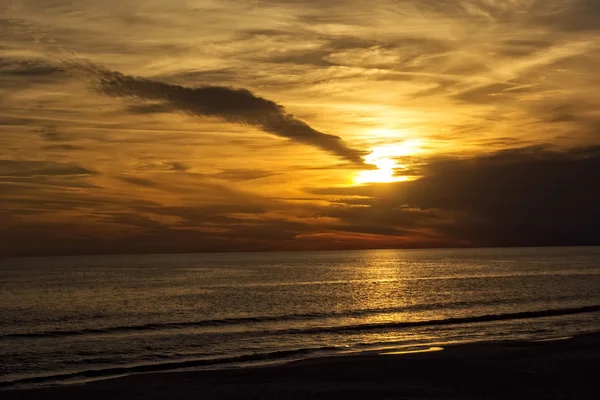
[354,139,422,185]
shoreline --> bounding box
[4,331,599,399]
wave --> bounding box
[0,345,342,389]
[2,305,599,389]
[2,298,588,340]
[0,303,468,339]
[272,304,600,335]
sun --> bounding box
[354,140,422,185]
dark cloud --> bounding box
[117,175,158,187]
[0,160,97,178]
[135,161,190,172]
[214,169,279,181]
[166,162,190,172]
[327,223,414,237]
[141,204,268,221]
[71,62,367,165]
[126,102,174,114]
[161,68,240,83]
[474,137,531,148]
[267,50,337,67]
[0,58,66,90]
[312,146,600,247]
[540,0,600,32]
[38,126,72,142]
[43,144,85,150]
[533,103,600,137]
[0,178,100,193]
[0,219,304,256]
[157,162,190,172]
[0,58,63,77]
[496,39,555,58]
[452,82,533,104]
[0,116,38,127]
[0,202,307,256]
[537,104,584,124]
[1,188,155,217]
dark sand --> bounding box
[4,333,599,399]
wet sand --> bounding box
[4,332,599,399]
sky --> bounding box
[1,0,599,256]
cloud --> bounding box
[164,162,190,172]
[2,146,599,256]
[117,175,157,187]
[68,61,367,165]
[311,146,600,247]
[0,179,99,201]
[214,169,279,181]
[540,0,600,32]
[138,161,190,172]
[0,160,97,178]
[533,103,600,136]
[2,0,600,256]
[37,126,72,142]
[43,144,85,150]
[0,58,63,77]
[0,57,67,90]
[0,201,307,256]
[126,102,174,114]
[0,217,307,256]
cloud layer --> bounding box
[314,146,600,247]
[1,0,600,255]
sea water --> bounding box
[2,247,600,388]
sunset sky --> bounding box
[1,0,599,256]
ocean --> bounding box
[2,247,600,389]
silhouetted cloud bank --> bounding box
[315,146,600,247]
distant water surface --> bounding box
[1,247,600,388]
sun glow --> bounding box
[354,140,422,185]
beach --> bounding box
[3,332,598,400]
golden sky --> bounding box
[1,0,599,255]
